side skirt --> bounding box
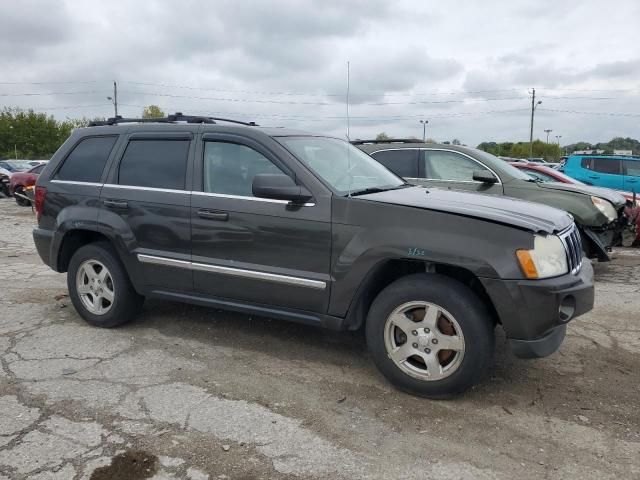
[146,289,346,331]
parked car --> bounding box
[511,162,637,204]
[355,140,627,261]
[10,163,46,206]
[0,160,33,174]
[562,154,640,192]
[512,162,639,246]
[32,113,594,398]
[0,171,10,197]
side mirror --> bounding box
[472,170,498,184]
[252,174,313,204]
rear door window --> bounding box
[370,149,419,178]
[118,139,190,190]
[591,157,622,175]
[55,136,117,183]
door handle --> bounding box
[588,175,599,179]
[627,179,637,183]
[197,209,228,221]
[103,199,129,209]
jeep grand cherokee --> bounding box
[32,114,594,398]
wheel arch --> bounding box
[343,258,499,331]
[56,229,111,273]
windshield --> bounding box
[470,149,534,181]
[277,136,405,195]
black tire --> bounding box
[365,273,494,398]
[67,241,144,328]
[14,187,31,206]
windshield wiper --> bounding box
[347,184,411,197]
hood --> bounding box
[359,186,573,234]
[538,181,627,208]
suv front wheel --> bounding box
[366,273,494,398]
[67,242,144,328]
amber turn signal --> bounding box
[516,250,539,279]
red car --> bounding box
[512,162,639,246]
[9,163,46,206]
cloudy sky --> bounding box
[2,0,639,146]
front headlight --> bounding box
[516,234,568,279]
[591,196,617,222]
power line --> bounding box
[118,103,529,121]
[0,91,103,97]
[120,80,525,98]
[28,104,112,111]
[0,80,101,85]
[538,107,640,117]
[121,90,533,106]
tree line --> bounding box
[0,106,165,159]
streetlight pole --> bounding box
[106,81,118,118]
[544,129,553,143]
[555,135,562,146]
[529,88,542,159]
[420,119,428,142]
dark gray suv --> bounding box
[32,114,594,398]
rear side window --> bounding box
[580,157,592,169]
[624,160,640,177]
[118,139,190,190]
[371,150,419,177]
[55,136,117,183]
[591,157,621,175]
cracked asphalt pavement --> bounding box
[1,197,639,479]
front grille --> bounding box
[559,225,583,275]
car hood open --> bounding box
[538,181,627,208]
[358,186,573,234]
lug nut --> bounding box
[424,328,430,333]
[412,330,418,336]
[432,339,438,345]
[424,348,431,354]
[412,343,418,348]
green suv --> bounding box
[356,140,627,261]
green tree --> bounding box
[0,108,61,159]
[375,132,391,141]
[142,105,165,119]
[452,138,461,145]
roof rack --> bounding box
[88,112,259,127]
[350,139,424,145]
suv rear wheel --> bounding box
[67,242,144,327]
[366,273,494,398]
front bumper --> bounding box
[480,261,594,358]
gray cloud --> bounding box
[0,0,639,147]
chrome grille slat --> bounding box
[559,225,583,275]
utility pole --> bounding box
[529,88,542,159]
[107,81,118,117]
[420,119,428,142]
[544,129,553,143]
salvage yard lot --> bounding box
[0,197,639,479]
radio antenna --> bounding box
[346,61,351,140]
[346,61,352,197]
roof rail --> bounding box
[350,139,424,145]
[88,112,259,127]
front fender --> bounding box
[328,202,534,317]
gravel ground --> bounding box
[0,196,639,480]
